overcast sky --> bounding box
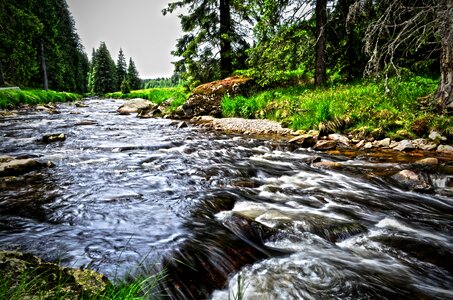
[66,0,182,79]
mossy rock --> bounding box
[0,251,110,299]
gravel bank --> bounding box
[210,117,295,136]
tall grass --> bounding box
[221,76,447,138]
[0,89,81,109]
[0,261,167,300]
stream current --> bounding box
[0,99,452,299]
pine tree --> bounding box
[91,42,117,94]
[116,48,127,90]
[127,58,140,90]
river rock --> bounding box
[428,131,447,142]
[328,133,350,146]
[393,140,415,151]
[137,102,160,118]
[437,144,453,154]
[313,140,337,151]
[171,76,256,119]
[377,138,391,147]
[391,169,432,192]
[177,121,188,129]
[312,161,342,169]
[117,98,151,115]
[0,155,13,163]
[75,102,89,108]
[413,138,438,151]
[0,158,49,177]
[414,157,439,166]
[364,142,373,149]
[42,133,66,143]
[0,251,109,299]
[289,134,318,148]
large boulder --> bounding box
[0,251,109,299]
[0,158,50,177]
[117,98,151,115]
[171,76,257,119]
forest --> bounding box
[0,0,452,130]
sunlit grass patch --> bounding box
[0,89,80,109]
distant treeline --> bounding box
[142,76,181,89]
[0,0,89,93]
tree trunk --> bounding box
[436,0,453,111]
[315,0,327,86]
[219,0,232,78]
[0,60,4,86]
[40,40,49,91]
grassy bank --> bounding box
[106,87,188,112]
[0,89,81,109]
[222,76,452,140]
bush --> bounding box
[121,79,131,94]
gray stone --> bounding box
[364,142,373,149]
[377,138,391,147]
[328,133,350,145]
[394,140,415,151]
[429,131,447,142]
[391,169,432,192]
[117,98,151,115]
[437,144,453,154]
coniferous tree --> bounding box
[116,48,127,90]
[127,58,140,90]
[91,42,117,94]
[163,0,251,85]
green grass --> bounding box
[106,87,188,112]
[221,76,451,139]
[0,89,81,109]
[0,263,167,300]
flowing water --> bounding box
[0,99,452,299]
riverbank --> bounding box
[0,89,81,109]
[191,115,453,155]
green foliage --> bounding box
[0,89,80,108]
[0,0,89,92]
[90,42,117,95]
[221,76,445,137]
[116,49,128,90]
[120,79,131,94]
[127,58,141,91]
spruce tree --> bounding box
[91,42,117,94]
[127,58,140,90]
[116,48,127,90]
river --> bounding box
[0,99,452,299]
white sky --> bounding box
[66,0,182,79]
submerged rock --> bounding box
[42,133,66,143]
[0,251,109,299]
[117,98,151,115]
[313,140,337,151]
[391,169,432,192]
[0,158,50,177]
[312,161,342,169]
